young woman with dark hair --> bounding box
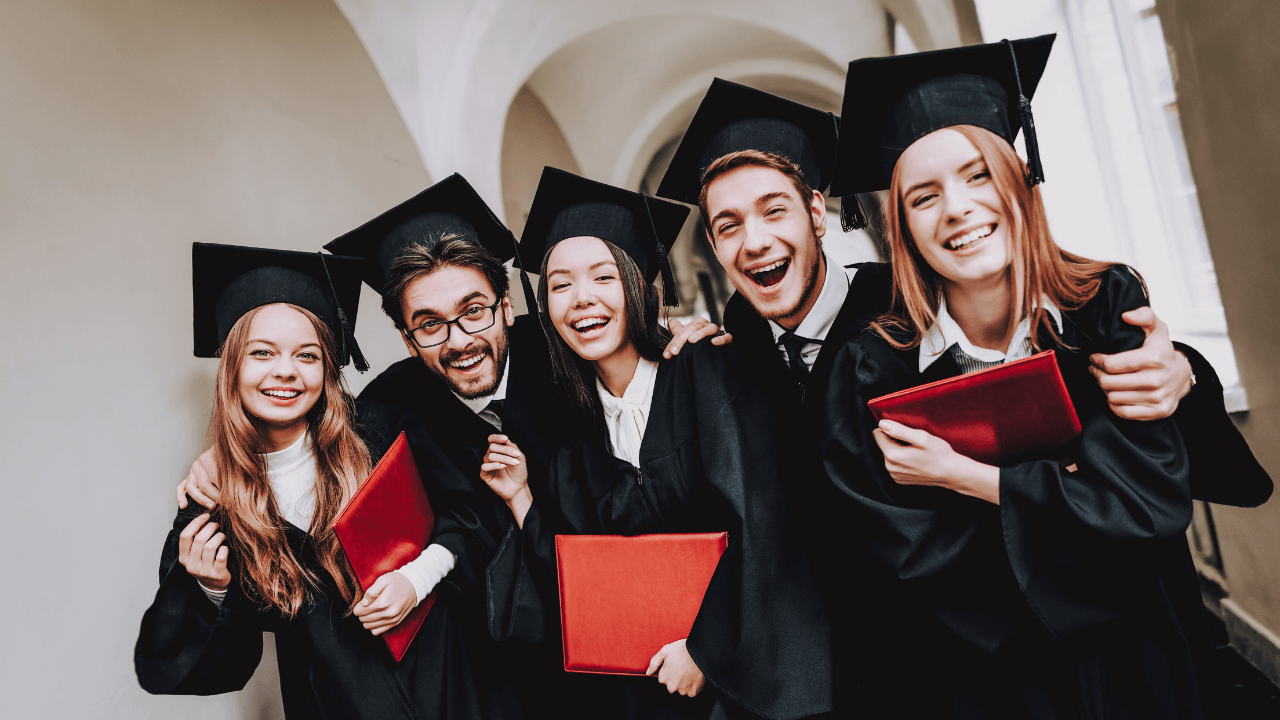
[134,245,502,720]
[479,169,831,720]
[821,38,1223,718]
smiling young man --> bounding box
[656,78,1219,719]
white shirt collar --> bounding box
[452,352,510,415]
[919,296,1063,373]
[767,245,855,345]
[597,357,660,467]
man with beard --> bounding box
[654,79,1247,718]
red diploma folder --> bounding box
[555,532,728,675]
[868,350,1082,466]
[333,432,436,662]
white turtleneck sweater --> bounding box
[199,432,454,607]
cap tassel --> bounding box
[317,252,369,373]
[641,195,680,307]
[1005,39,1045,186]
[840,195,868,232]
[337,308,370,373]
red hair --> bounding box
[871,125,1122,349]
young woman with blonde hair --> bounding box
[821,38,1222,718]
[134,244,498,719]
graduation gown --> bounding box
[821,266,1214,719]
[486,341,832,720]
[134,502,489,720]
[355,314,565,717]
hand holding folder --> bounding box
[868,350,1081,465]
[334,432,436,662]
[556,533,728,675]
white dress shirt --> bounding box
[767,247,858,371]
[597,358,660,467]
[919,297,1064,374]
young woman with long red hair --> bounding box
[821,38,1223,718]
[134,244,501,719]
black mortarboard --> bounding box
[831,35,1056,229]
[323,173,534,310]
[655,78,840,205]
[520,167,690,306]
[192,243,368,371]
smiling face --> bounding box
[544,236,635,365]
[896,128,1014,292]
[237,303,325,440]
[703,163,827,329]
[399,264,514,399]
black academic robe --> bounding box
[723,261,1270,718]
[134,502,490,720]
[486,341,832,720]
[355,314,565,717]
[821,266,1214,719]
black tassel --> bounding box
[1005,39,1045,186]
[840,195,868,231]
[317,251,368,373]
[519,269,538,314]
[337,308,369,373]
[641,195,679,307]
[1018,97,1045,186]
[656,241,680,307]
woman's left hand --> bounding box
[353,571,417,635]
[873,420,1001,504]
[646,638,706,697]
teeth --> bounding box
[748,260,787,275]
[263,389,300,398]
[573,317,607,331]
[451,354,483,369]
[947,225,994,250]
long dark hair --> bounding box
[537,239,671,413]
[210,303,369,617]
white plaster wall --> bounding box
[0,1,429,716]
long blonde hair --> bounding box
[871,124,1121,349]
[209,303,369,617]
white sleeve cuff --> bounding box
[197,580,227,607]
[394,543,457,605]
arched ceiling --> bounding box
[334,0,982,218]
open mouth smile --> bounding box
[571,316,610,339]
[449,352,488,373]
[261,388,302,405]
[946,224,996,251]
[745,259,789,288]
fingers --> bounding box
[1120,306,1158,334]
[878,420,929,446]
[201,532,226,566]
[192,453,221,508]
[1090,348,1161,376]
[646,646,669,676]
[178,513,210,561]
[710,330,733,346]
[176,478,188,509]
[213,545,229,577]
[662,318,710,358]
[686,320,721,344]
[485,445,523,464]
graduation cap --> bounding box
[830,35,1056,230]
[655,78,840,206]
[192,242,369,371]
[323,173,534,310]
[520,167,691,306]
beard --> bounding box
[757,234,824,325]
[434,329,510,399]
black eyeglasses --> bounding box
[408,300,502,349]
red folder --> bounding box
[333,432,436,662]
[555,532,728,675]
[868,350,1082,466]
